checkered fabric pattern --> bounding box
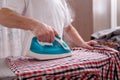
[6,47,120,80]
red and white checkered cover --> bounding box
[6,47,120,80]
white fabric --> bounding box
[0,0,2,8]
[0,0,72,58]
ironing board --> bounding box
[5,47,120,80]
[0,58,17,80]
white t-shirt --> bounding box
[2,0,72,54]
[3,0,72,36]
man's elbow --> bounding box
[64,24,73,33]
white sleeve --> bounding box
[2,0,25,14]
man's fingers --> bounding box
[87,40,98,46]
[49,31,55,43]
[85,45,94,49]
[53,28,59,36]
[34,25,59,43]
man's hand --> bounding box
[31,23,58,43]
[80,40,98,49]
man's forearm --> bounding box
[64,25,85,46]
[0,8,38,30]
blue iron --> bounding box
[28,36,72,60]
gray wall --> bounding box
[68,0,93,41]
[93,0,111,32]
[68,0,111,41]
